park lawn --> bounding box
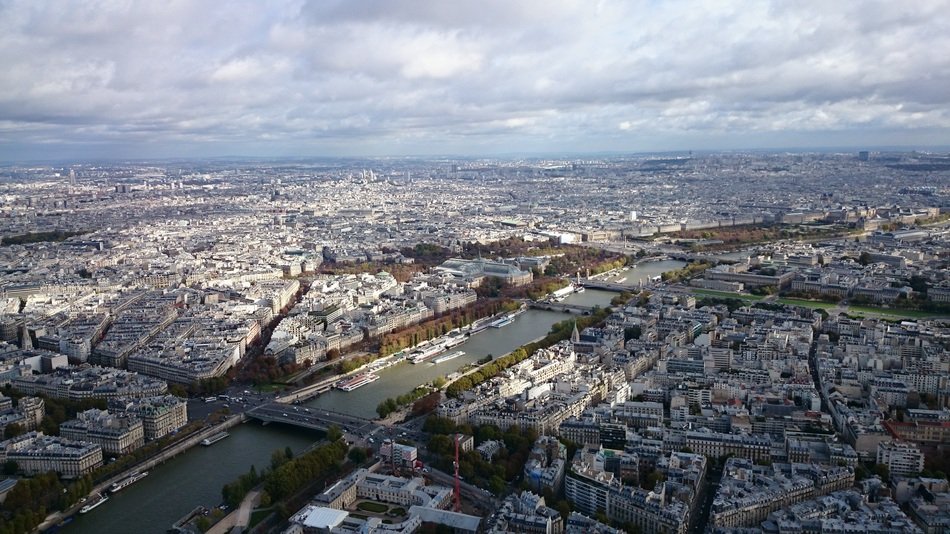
[847,305,950,319]
[777,298,838,309]
[249,508,273,529]
[357,501,389,513]
[691,289,764,301]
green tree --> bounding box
[3,422,24,440]
[3,460,17,475]
[348,447,368,464]
[873,463,890,482]
[624,326,641,342]
[488,475,507,495]
[271,449,290,470]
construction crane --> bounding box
[453,433,461,512]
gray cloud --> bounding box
[0,0,948,160]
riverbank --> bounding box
[278,304,525,405]
[39,415,247,532]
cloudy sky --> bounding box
[1,0,948,160]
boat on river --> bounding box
[79,493,108,514]
[109,471,148,493]
[335,373,380,391]
[432,351,465,364]
[201,431,230,446]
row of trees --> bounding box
[401,237,634,280]
[445,307,611,397]
[1,230,90,246]
[238,355,303,387]
[659,262,711,283]
[377,298,520,357]
[0,472,92,534]
[263,439,347,503]
[399,242,454,265]
[782,290,841,303]
[610,291,636,307]
[319,261,426,283]
[220,438,348,516]
[376,386,432,419]
[671,223,849,250]
[519,278,570,301]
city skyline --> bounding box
[2,1,949,161]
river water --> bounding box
[608,259,686,286]
[67,423,320,534]
[66,261,679,532]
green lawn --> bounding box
[357,501,389,513]
[249,508,273,529]
[776,298,838,309]
[691,289,764,301]
[846,305,950,319]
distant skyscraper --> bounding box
[68,168,76,187]
[858,151,870,161]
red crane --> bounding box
[453,433,461,512]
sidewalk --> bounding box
[207,489,261,534]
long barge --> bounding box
[432,350,465,364]
[200,431,230,446]
[79,493,108,514]
[409,335,466,364]
[335,373,380,392]
[109,471,148,494]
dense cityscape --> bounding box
[2,0,950,532]
[0,152,947,534]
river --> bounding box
[65,261,669,532]
[608,259,686,286]
[305,288,620,420]
[66,423,320,534]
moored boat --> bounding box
[109,471,148,493]
[335,373,380,392]
[79,493,108,514]
[432,351,465,364]
[201,431,230,446]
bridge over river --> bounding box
[246,402,380,435]
[527,301,596,314]
[577,279,635,292]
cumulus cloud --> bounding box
[0,0,948,159]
